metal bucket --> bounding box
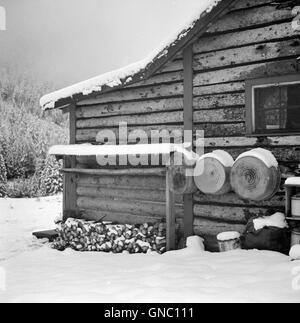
[218,238,241,252]
[291,195,300,217]
[291,230,300,247]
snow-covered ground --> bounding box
[0,196,300,303]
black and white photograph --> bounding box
[0,0,300,305]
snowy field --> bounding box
[0,196,300,303]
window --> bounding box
[246,75,300,136]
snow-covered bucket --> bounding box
[230,148,280,201]
[291,195,300,217]
[217,231,241,252]
[291,230,300,247]
[194,150,234,195]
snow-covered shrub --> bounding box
[0,153,7,197]
[39,156,63,195]
[6,175,40,198]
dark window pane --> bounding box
[254,83,300,133]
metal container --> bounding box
[291,194,300,217]
[291,230,300,247]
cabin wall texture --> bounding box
[71,0,300,251]
[192,0,300,249]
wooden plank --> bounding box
[76,98,184,119]
[77,196,183,218]
[193,59,297,87]
[62,167,166,176]
[194,107,245,123]
[166,168,176,250]
[194,191,285,208]
[194,122,246,137]
[183,45,194,240]
[204,135,300,148]
[194,82,245,96]
[193,39,300,72]
[76,93,245,119]
[125,70,184,88]
[193,93,245,109]
[63,104,77,221]
[193,204,267,223]
[77,83,184,106]
[77,185,183,204]
[206,5,294,35]
[76,111,183,128]
[193,218,245,238]
[76,174,166,190]
[76,123,246,143]
[76,107,244,128]
[194,22,300,54]
[79,209,165,224]
[32,230,59,242]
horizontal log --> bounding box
[77,185,183,204]
[205,146,300,162]
[76,93,245,120]
[77,83,184,106]
[193,204,267,223]
[76,123,246,142]
[194,191,285,208]
[194,107,245,123]
[77,196,183,218]
[126,70,183,88]
[193,59,297,86]
[194,22,300,54]
[193,39,300,72]
[206,5,294,34]
[193,218,246,236]
[62,167,166,176]
[193,82,245,96]
[76,174,165,190]
[76,111,183,128]
[79,209,165,224]
[76,98,184,118]
[193,93,244,109]
[204,135,300,148]
[195,123,246,137]
[76,107,245,128]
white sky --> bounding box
[0,0,203,87]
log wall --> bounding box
[192,0,300,249]
[70,0,300,251]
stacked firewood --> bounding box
[52,218,167,254]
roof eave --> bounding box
[47,0,236,110]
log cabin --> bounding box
[40,0,300,251]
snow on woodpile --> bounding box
[253,212,288,231]
[236,148,278,168]
[40,0,222,110]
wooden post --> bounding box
[183,44,194,240]
[166,167,176,251]
[63,104,77,221]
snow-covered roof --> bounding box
[40,0,227,110]
[48,143,193,157]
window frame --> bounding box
[245,74,300,137]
